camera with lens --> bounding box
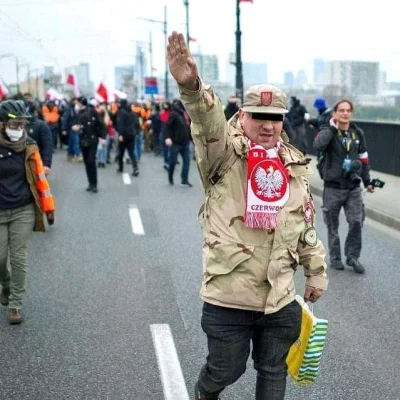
[342,157,362,184]
[370,178,385,189]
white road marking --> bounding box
[150,324,189,400]
[129,205,145,235]
[122,173,131,185]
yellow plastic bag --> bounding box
[286,295,328,385]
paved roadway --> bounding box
[0,150,399,400]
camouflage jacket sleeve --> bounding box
[297,239,328,291]
[179,79,229,188]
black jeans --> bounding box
[118,137,138,171]
[168,143,190,184]
[81,143,98,187]
[197,301,302,400]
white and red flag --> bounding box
[66,72,80,97]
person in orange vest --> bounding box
[42,101,61,150]
[0,100,56,324]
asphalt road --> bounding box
[0,149,399,400]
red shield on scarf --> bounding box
[260,91,273,106]
[250,159,288,202]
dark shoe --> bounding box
[8,308,22,325]
[169,179,174,186]
[330,260,345,270]
[347,258,365,274]
[0,287,10,306]
[98,162,101,168]
[91,187,98,193]
[46,212,55,226]
[163,164,169,171]
[116,169,123,173]
[181,182,193,188]
[86,185,93,191]
[194,383,220,400]
[132,168,139,177]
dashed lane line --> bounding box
[150,324,189,400]
[122,173,131,185]
[129,205,145,235]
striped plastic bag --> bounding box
[286,295,328,385]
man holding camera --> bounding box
[314,100,374,274]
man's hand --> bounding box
[44,166,51,175]
[71,124,80,132]
[167,31,199,91]
[62,131,67,136]
[119,135,124,143]
[304,286,323,303]
[367,184,375,193]
[99,138,106,146]
[165,138,173,147]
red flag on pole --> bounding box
[96,82,108,103]
[66,72,80,97]
[0,80,9,100]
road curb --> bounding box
[310,184,400,232]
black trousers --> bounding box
[197,301,301,400]
[118,137,138,171]
[81,143,98,187]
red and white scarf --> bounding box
[244,142,290,230]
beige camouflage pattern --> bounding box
[180,80,328,314]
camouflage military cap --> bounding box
[242,84,288,114]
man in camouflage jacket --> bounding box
[167,31,328,400]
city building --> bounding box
[115,66,135,91]
[65,62,93,97]
[227,59,268,87]
[313,58,326,85]
[193,54,219,81]
[283,71,295,87]
[296,69,308,86]
[326,61,380,95]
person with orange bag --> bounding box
[0,100,56,325]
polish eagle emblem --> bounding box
[255,165,284,198]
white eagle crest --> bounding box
[255,166,284,198]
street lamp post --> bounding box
[136,5,169,101]
[235,0,244,104]
[184,0,190,48]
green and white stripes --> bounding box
[296,320,328,384]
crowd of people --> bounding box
[0,32,375,400]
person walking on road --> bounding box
[0,100,56,324]
[165,99,192,187]
[167,31,328,400]
[116,99,139,176]
[314,100,374,273]
[76,97,106,193]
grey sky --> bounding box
[0,0,399,90]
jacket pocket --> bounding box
[204,242,254,283]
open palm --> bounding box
[167,32,198,90]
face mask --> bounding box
[5,128,24,142]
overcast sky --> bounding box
[0,0,399,89]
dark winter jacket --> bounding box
[117,106,140,139]
[309,108,332,130]
[26,118,53,168]
[61,106,78,132]
[288,101,307,127]
[77,107,106,148]
[165,102,191,145]
[314,123,371,189]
